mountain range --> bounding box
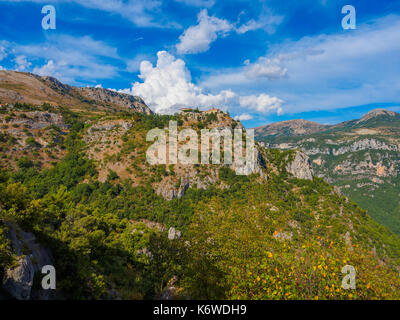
[0,70,152,115]
[0,70,399,300]
[254,109,400,236]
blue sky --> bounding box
[0,0,400,127]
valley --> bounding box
[255,109,400,236]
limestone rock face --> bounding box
[2,222,55,300]
[155,172,218,201]
[2,256,34,300]
[8,111,68,130]
[273,231,293,241]
[78,87,153,115]
[177,176,190,199]
[156,178,178,201]
[168,227,182,240]
[253,148,268,179]
[286,151,313,180]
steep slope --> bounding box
[255,109,400,236]
[0,70,152,114]
[1,101,399,300]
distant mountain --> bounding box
[254,109,400,236]
[254,119,328,139]
[0,70,153,114]
[357,108,398,123]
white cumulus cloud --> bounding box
[234,113,253,121]
[239,94,284,115]
[33,60,57,76]
[14,55,32,71]
[176,9,233,54]
[124,51,236,114]
[122,51,284,116]
[176,8,284,55]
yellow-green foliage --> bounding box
[182,180,400,300]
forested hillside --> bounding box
[0,73,400,300]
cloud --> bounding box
[33,60,57,76]
[122,51,283,116]
[243,49,324,80]
[245,57,287,79]
[175,0,215,7]
[14,55,32,71]
[0,44,7,61]
[239,94,284,115]
[234,113,253,121]
[0,41,7,70]
[201,15,400,114]
[176,9,233,54]
[236,8,284,35]
[72,0,164,27]
[125,54,153,73]
[124,51,235,113]
[9,0,165,28]
[176,8,284,55]
[12,34,119,83]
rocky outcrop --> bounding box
[331,139,398,155]
[286,151,313,180]
[86,120,134,135]
[2,256,34,300]
[136,247,153,259]
[177,176,190,199]
[168,227,182,240]
[268,139,398,156]
[273,231,293,241]
[78,87,153,115]
[155,170,219,201]
[158,276,178,300]
[1,222,55,300]
[253,148,268,179]
[155,177,178,201]
[6,111,68,130]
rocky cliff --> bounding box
[285,151,313,180]
[1,221,55,300]
[0,70,153,114]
